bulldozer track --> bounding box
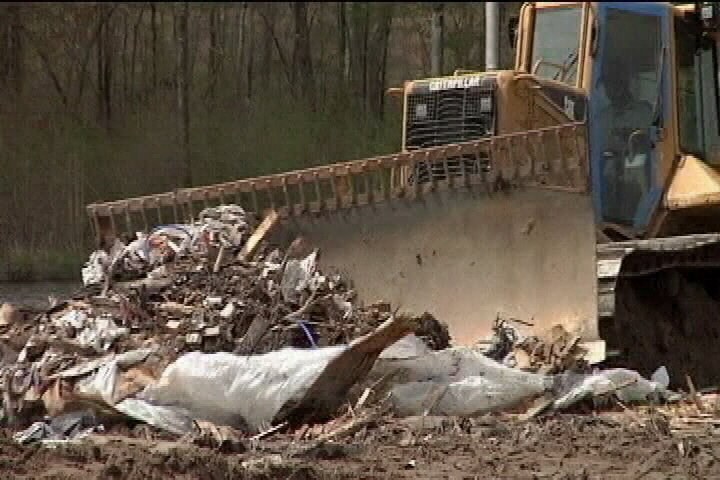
[597,233,720,321]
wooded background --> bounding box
[0,2,520,281]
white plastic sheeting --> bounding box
[127,315,414,434]
[32,330,673,437]
[138,346,346,433]
[369,346,552,417]
[552,366,670,410]
[52,309,128,352]
[280,250,319,303]
[127,335,670,432]
[114,398,196,436]
[81,250,110,287]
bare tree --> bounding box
[431,3,444,77]
[234,2,248,99]
[367,3,393,118]
[175,2,191,187]
[0,5,24,96]
[97,3,114,129]
[207,5,220,108]
[129,5,145,103]
[292,2,315,110]
[4,2,533,276]
[337,2,350,88]
[150,2,158,92]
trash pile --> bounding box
[0,204,690,450]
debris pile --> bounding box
[481,317,590,374]
[0,205,448,441]
[0,203,698,457]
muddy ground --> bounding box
[2,412,719,479]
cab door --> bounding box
[589,2,670,232]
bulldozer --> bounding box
[86,2,720,387]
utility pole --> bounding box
[485,2,500,70]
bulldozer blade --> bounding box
[86,122,597,353]
[277,186,598,348]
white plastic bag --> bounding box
[371,346,551,417]
[553,367,670,409]
[138,346,346,432]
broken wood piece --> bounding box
[355,387,372,411]
[250,421,288,441]
[238,210,279,262]
[158,302,195,315]
[311,409,382,445]
[560,335,581,358]
[203,326,220,337]
[165,320,182,330]
[294,424,310,441]
[674,417,720,425]
[686,374,706,413]
[523,395,554,420]
[212,245,226,273]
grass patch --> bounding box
[1,247,85,282]
[1,94,404,282]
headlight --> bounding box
[479,94,493,114]
[415,103,428,120]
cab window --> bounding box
[676,18,720,164]
[531,6,583,85]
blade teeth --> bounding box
[87,123,588,246]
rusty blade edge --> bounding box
[86,122,588,230]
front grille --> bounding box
[405,86,495,185]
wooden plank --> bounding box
[237,210,280,262]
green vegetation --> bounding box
[0,2,520,281]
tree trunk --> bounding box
[207,5,218,108]
[74,5,117,116]
[292,2,315,110]
[365,4,393,119]
[246,6,254,105]
[259,4,274,91]
[96,4,113,129]
[431,3,444,77]
[151,2,158,91]
[121,9,129,112]
[337,2,349,89]
[375,5,393,118]
[234,2,248,99]
[361,4,369,114]
[175,2,191,187]
[130,6,144,104]
[2,5,23,96]
[103,11,113,128]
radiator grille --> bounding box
[405,86,495,184]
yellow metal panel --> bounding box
[665,5,681,192]
[517,3,535,73]
[534,2,583,10]
[281,187,599,346]
[580,3,596,92]
[665,155,720,209]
